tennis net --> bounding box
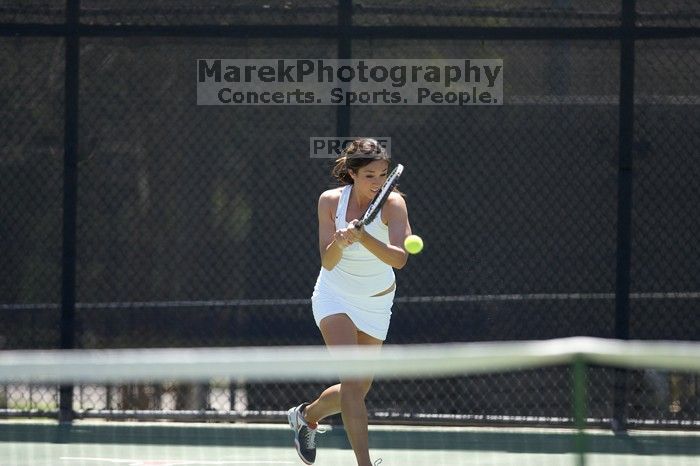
[1,337,699,466]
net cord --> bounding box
[1,337,699,384]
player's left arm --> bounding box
[357,192,412,269]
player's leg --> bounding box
[304,316,379,423]
[303,383,341,422]
[315,314,380,466]
[287,313,360,465]
[304,314,357,422]
[289,313,380,465]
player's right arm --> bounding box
[319,190,342,270]
[319,190,351,271]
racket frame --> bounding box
[355,163,404,229]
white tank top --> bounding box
[315,185,395,297]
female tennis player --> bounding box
[288,138,411,466]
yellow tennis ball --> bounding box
[404,235,424,254]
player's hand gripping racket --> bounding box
[355,163,404,229]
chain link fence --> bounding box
[1,1,698,428]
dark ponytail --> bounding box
[332,156,354,184]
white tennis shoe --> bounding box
[287,403,325,465]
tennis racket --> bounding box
[355,163,404,229]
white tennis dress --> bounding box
[311,185,396,341]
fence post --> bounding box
[59,0,81,424]
[336,0,352,137]
[612,0,636,433]
[573,355,588,466]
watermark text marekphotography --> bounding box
[197,59,502,106]
[310,137,391,159]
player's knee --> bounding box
[361,379,373,397]
[341,379,369,399]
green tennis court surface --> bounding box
[2,420,699,466]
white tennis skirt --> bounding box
[311,285,395,341]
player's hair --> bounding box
[332,138,391,185]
